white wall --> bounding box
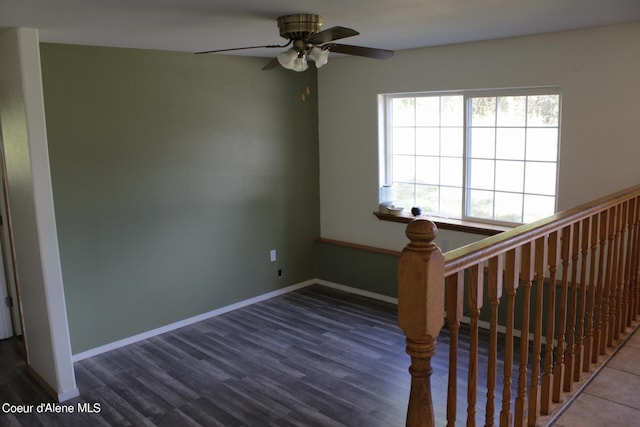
[0,28,77,401]
[318,22,640,251]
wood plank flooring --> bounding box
[1,285,415,426]
[2,285,520,426]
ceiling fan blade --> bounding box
[195,42,289,55]
[306,26,359,44]
[262,58,281,71]
[323,43,394,60]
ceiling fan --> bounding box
[196,14,394,71]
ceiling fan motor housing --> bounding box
[277,14,323,40]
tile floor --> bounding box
[551,327,640,426]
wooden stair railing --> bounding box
[397,184,640,427]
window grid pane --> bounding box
[465,93,559,223]
[384,90,559,224]
[389,95,464,217]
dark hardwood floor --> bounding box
[1,285,415,426]
[1,285,518,426]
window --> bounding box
[380,88,560,225]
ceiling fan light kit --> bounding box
[196,13,394,72]
[308,46,329,68]
[292,56,309,72]
[277,48,299,69]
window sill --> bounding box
[373,211,512,236]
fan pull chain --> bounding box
[300,71,311,102]
[301,85,311,102]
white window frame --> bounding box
[379,87,561,226]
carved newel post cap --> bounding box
[405,219,438,248]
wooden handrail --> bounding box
[398,184,640,426]
[444,184,640,276]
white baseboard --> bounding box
[74,276,562,363]
[58,387,80,403]
[27,363,80,403]
[72,279,398,362]
[72,280,315,362]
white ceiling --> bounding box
[1,0,639,58]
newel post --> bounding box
[398,219,445,427]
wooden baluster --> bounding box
[485,255,503,427]
[584,215,599,371]
[500,248,519,427]
[632,197,640,320]
[630,198,636,321]
[528,236,547,426]
[613,203,626,343]
[620,201,635,333]
[515,242,534,427]
[596,210,610,357]
[607,205,622,347]
[626,198,638,327]
[541,232,559,414]
[621,202,630,332]
[617,201,629,336]
[563,223,580,392]
[553,225,572,402]
[630,197,640,322]
[573,218,590,381]
[446,271,464,427]
[613,202,629,341]
[398,219,445,427]
[603,206,617,350]
[466,263,484,427]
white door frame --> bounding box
[0,246,13,339]
[0,124,22,339]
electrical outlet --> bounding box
[270,249,276,262]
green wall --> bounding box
[40,44,320,354]
[314,241,399,298]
